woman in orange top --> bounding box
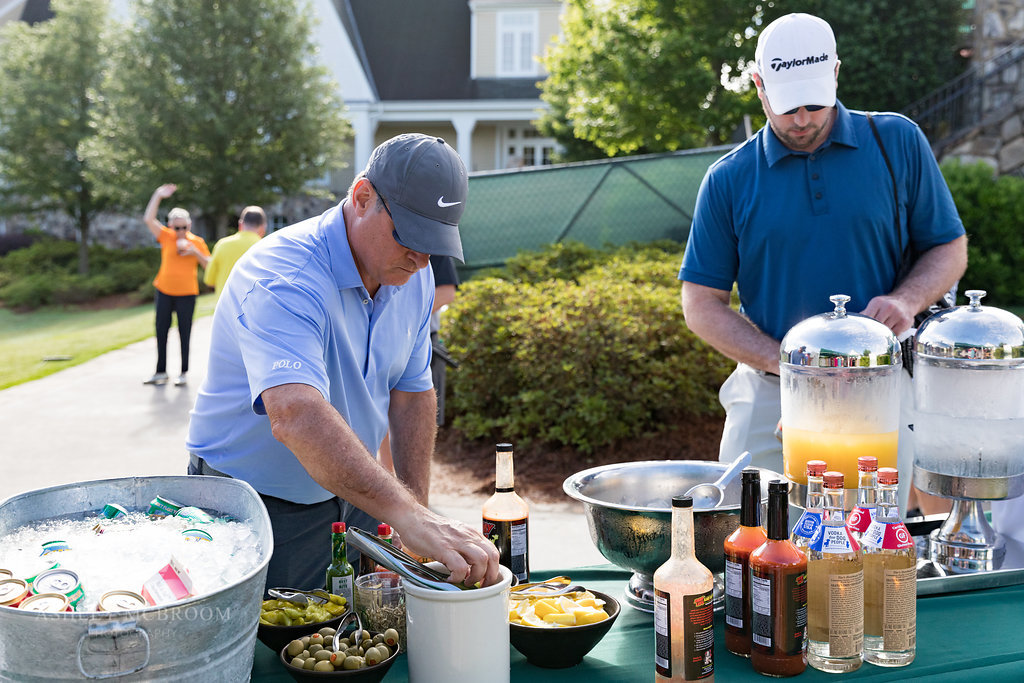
[142,183,210,386]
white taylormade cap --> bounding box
[755,13,837,115]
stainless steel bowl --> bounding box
[563,460,783,611]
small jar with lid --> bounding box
[779,294,902,506]
[913,289,1024,483]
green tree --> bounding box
[783,0,968,112]
[538,0,769,160]
[87,0,351,239]
[0,0,114,275]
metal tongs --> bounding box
[267,587,331,605]
[346,526,461,592]
[510,576,586,600]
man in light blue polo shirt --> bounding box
[679,14,967,513]
[187,134,500,591]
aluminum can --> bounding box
[39,539,70,556]
[97,590,148,612]
[181,528,213,542]
[0,578,30,607]
[19,592,71,612]
[147,496,183,518]
[0,568,12,580]
[32,568,85,609]
[176,506,214,524]
[101,503,128,519]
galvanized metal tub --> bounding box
[0,475,272,681]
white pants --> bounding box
[991,497,1024,569]
[718,363,915,515]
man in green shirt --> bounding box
[203,206,267,297]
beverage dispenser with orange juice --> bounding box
[779,295,902,509]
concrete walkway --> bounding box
[0,315,605,571]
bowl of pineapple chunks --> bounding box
[508,588,620,668]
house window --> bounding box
[498,11,537,77]
[503,125,557,168]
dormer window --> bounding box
[497,11,538,77]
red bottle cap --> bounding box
[332,522,346,533]
[877,467,899,485]
[377,523,391,536]
[823,471,845,488]
[857,456,878,471]
[806,460,827,476]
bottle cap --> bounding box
[741,467,760,483]
[768,479,789,495]
[332,522,346,533]
[857,456,878,471]
[877,467,899,485]
[806,460,827,476]
[496,443,513,452]
[823,471,845,488]
[673,495,693,508]
[377,523,391,535]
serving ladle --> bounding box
[267,587,331,605]
[682,450,752,509]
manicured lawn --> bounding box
[0,294,216,390]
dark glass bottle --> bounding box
[724,468,768,657]
[325,522,354,608]
[750,480,808,677]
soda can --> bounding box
[19,592,71,612]
[101,503,128,519]
[25,562,60,585]
[0,568,12,580]
[147,496,183,518]
[97,590,148,612]
[0,578,30,607]
[32,568,85,610]
[181,528,213,542]
[176,506,214,524]
[39,540,70,557]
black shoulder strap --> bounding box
[866,113,904,263]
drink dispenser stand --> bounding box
[913,290,1024,573]
[780,295,903,511]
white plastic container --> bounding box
[403,564,512,683]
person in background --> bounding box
[143,183,210,387]
[203,205,267,298]
[185,134,500,591]
[678,13,967,515]
[379,255,459,474]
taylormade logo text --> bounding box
[770,53,829,72]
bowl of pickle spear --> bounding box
[256,588,349,652]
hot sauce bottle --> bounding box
[724,468,767,657]
[807,471,863,673]
[750,480,808,677]
[481,443,529,583]
[654,496,714,682]
[861,467,916,667]
[791,460,828,555]
[846,456,878,544]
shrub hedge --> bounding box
[941,160,1024,306]
[0,237,163,309]
[443,241,732,453]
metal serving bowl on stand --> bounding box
[563,460,782,612]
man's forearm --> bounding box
[681,282,782,374]
[388,389,437,506]
[894,235,968,313]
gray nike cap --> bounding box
[365,133,467,262]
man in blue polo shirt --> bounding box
[186,134,500,591]
[679,13,967,513]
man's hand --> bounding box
[393,508,502,588]
[155,183,177,199]
[861,295,916,337]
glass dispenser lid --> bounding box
[780,294,901,368]
[915,289,1024,363]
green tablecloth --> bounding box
[251,564,1024,681]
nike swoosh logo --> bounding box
[437,196,462,208]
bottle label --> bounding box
[654,588,671,677]
[482,516,529,583]
[809,524,860,554]
[846,506,875,534]
[329,574,353,604]
[724,558,744,628]
[751,569,807,656]
[883,566,917,651]
[682,590,715,680]
[861,521,914,550]
[828,570,864,657]
[792,510,822,540]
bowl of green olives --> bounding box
[257,592,349,653]
[508,589,620,668]
[278,625,401,682]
